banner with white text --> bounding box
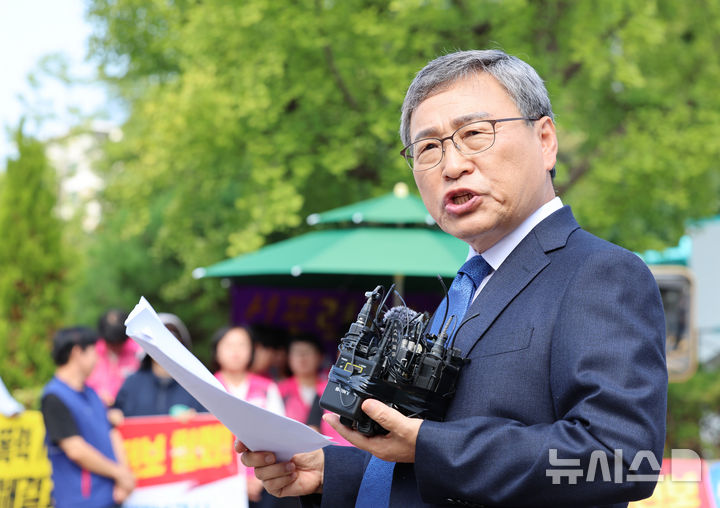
[117,414,247,508]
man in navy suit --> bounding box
[238,50,667,507]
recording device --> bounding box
[319,285,467,436]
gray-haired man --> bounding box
[238,49,667,508]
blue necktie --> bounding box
[355,456,395,508]
[430,255,493,338]
[354,256,492,508]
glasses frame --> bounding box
[400,116,542,171]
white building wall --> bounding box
[46,130,109,231]
[688,218,720,363]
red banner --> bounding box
[117,414,238,488]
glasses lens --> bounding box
[455,121,495,154]
[409,139,442,170]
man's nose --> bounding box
[441,140,475,179]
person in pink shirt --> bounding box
[86,309,142,406]
[211,325,291,507]
[278,333,351,447]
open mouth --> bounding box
[452,192,473,205]
[444,189,482,214]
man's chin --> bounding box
[443,222,503,253]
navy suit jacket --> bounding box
[314,206,667,507]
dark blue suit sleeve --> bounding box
[414,250,667,506]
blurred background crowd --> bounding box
[30,307,350,507]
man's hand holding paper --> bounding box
[236,441,325,498]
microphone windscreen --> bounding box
[383,306,419,325]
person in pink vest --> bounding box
[86,309,142,406]
[278,333,351,447]
[211,325,290,507]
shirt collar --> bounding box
[467,196,564,270]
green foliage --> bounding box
[64,183,228,362]
[667,367,720,459]
[0,124,66,389]
[75,0,720,363]
[550,0,720,250]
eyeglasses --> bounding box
[400,117,541,171]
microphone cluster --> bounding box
[320,285,467,436]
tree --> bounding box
[666,367,720,458]
[77,0,720,356]
[0,124,67,389]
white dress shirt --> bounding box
[469,196,564,300]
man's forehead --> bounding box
[427,70,503,98]
[409,73,513,140]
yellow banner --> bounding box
[0,411,52,508]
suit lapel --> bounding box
[452,206,580,355]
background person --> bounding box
[250,325,291,382]
[277,333,350,446]
[212,325,285,414]
[41,327,135,508]
[211,325,289,507]
[86,308,142,407]
[113,312,206,418]
[238,49,667,507]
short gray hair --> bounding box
[400,49,554,147]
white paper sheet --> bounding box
[0,376,23,417]
[125,297,332,461]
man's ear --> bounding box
[537,116,558,174]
